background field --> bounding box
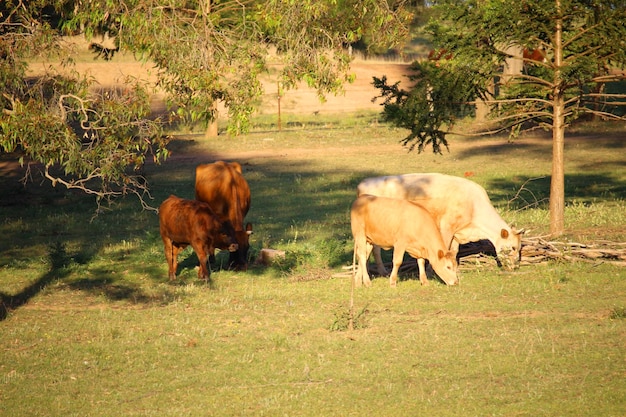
[2,53,626,416]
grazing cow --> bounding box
[357,173,524,275]
[351,195,459,287]
[195,161,252,270]
[159,195,239,281]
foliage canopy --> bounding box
[374,0,626,234]
[1,0,412,207]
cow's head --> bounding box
[435,249,459,285]
[496,227,525,270]
[229,222,253,271]
[216,221,239,254]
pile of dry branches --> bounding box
[335,237,626,278]
[453,237,626,268]
[518,237,626,267]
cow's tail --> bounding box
[230,181,244,229]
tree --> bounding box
[374,0,626,236]
[1,1,170,209]
[1,0,412,208]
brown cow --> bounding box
[195,161,252,270]
[159,195,239,281]
[351,195,459,288]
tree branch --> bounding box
[42,165,157,212]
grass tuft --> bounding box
[609,307,626,320]
[330,303,370,332]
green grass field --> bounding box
[1,116,625,416]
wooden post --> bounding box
[277,81,282,131]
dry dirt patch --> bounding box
[28,48,412,117]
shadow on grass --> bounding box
[489,173,626,210]
[2,130,625,320]
[1,242,81,321]
[0,140,222,321]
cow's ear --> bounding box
[231,162,243,174]
[246,222,253,235]
[438,249,444,260]
[500,229,509,239]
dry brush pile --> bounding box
[517,237,626,267]
[458,237,626,269]
[334,237,626,278]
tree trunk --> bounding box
[550,96,565,236]
[205,118,218,139]
[550,2,565,236]
[204,101,218,139]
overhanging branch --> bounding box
[41,164,157,212]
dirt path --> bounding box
[28,53,412,116]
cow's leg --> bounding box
[228,250,238,270]
[363,242,374,287]
[191,241,211,280]
[163,238,177,280]
[417,258,428,285]
[171,244,185,280]
[389,246,405,288]
[355,238,372,287]
[372,245,389,276]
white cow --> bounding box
[351,195,458,287]
[357,173,524,275]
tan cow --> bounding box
[350,195,459,287]
[357,173,524,275]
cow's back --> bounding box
[351,194,444,249]
[195,161,250,226]
[358,173,489,219]
[159,195,220,241]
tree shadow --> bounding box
[1,242,83,321]
[0,140,223,320]
[454,132,626,207]
[489,173,626,210]
[2,129,624,320]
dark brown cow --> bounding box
[159,195,239,281]
[195,161,252,270]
